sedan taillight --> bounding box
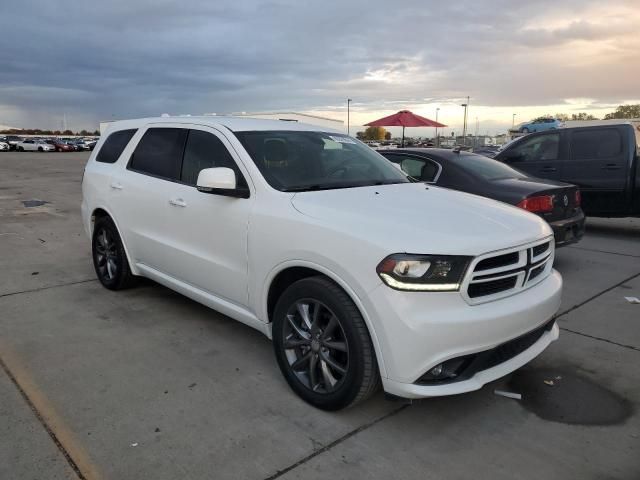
[575,190,581,206]
[517,195,554,213]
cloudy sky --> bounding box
[1,0,639,135]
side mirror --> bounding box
[196,167,249,198]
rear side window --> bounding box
[129,128,188,180]
[96,129,137,164]
[570,129,622,159]
[181,130,246,186]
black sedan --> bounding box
[378,148,585,246]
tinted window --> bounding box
[181,130,246,186]
[235,131,407,191]
[570,129,622,159]
[385,154,439,181]
[129,128,187,180]
[509,133,559,162]
[96,129,137,164]
[450,153,526,180]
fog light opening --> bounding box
[417,357,473,384]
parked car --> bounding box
[71,138,89,151]
[495,122,640,217]
[83,138,99,150]
[45,139,76,152]
[16,139,55,152]
[4,135,23,150]
[82,117,562,410]
[0,141,9,151]
[379,148,585,246]
[515,118,564,134]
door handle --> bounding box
[169,198,187,207]
[110,182,124,190]
[540,167,557,172]
[601,164,621,170]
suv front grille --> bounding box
[463,238,554,304]
[468,276,518,298]
[475,252,519,272]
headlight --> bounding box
[376,254,472,291]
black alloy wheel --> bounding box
[273,276,380,410]
[92,216,136,290]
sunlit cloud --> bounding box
[0,0,639,132]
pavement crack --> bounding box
[559,327,640,352]
[566,245,640,258]
[0,356,87,480]
[263,403,410,480]
[556,271,640,317]
[0,278,96,299]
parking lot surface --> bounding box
[1,152,639,480]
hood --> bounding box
[290,183,552,256]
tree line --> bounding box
[545,104,640,122]
[0,128,100,136]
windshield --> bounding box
[451,153,526,181]
[235,131,409,191]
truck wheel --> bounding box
[272,276,380,410]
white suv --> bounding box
[82,117,562,410]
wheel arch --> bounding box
[90,206,139,276]
[264,261,388,378]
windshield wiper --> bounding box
[281,185,326,192]
[282,179,410,192]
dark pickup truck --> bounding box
[494,122,640,217]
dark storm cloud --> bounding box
[1,0,638,128]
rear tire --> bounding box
[272,276,380,410]
[92,216,137,290]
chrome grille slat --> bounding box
[462,238,555,304]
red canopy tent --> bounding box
[364,110,447,147]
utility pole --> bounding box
[474,116,479,148]
[347,98,352,135]
[435,107,440,147]
[512,113,516,128]
[461,96,469,146]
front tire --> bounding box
[521,127,529,133]
[92,216,136,290]
[272,276,380,410]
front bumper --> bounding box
[550,210,585,247]
[366,270,562,399]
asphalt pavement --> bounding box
[1,152,638,480]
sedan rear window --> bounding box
[451,153,526,181]
[96,129,137,164]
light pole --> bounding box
[435,107,440,147]
[347,98,352,135]
[474,116,479,148]
[461,98,469,146]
